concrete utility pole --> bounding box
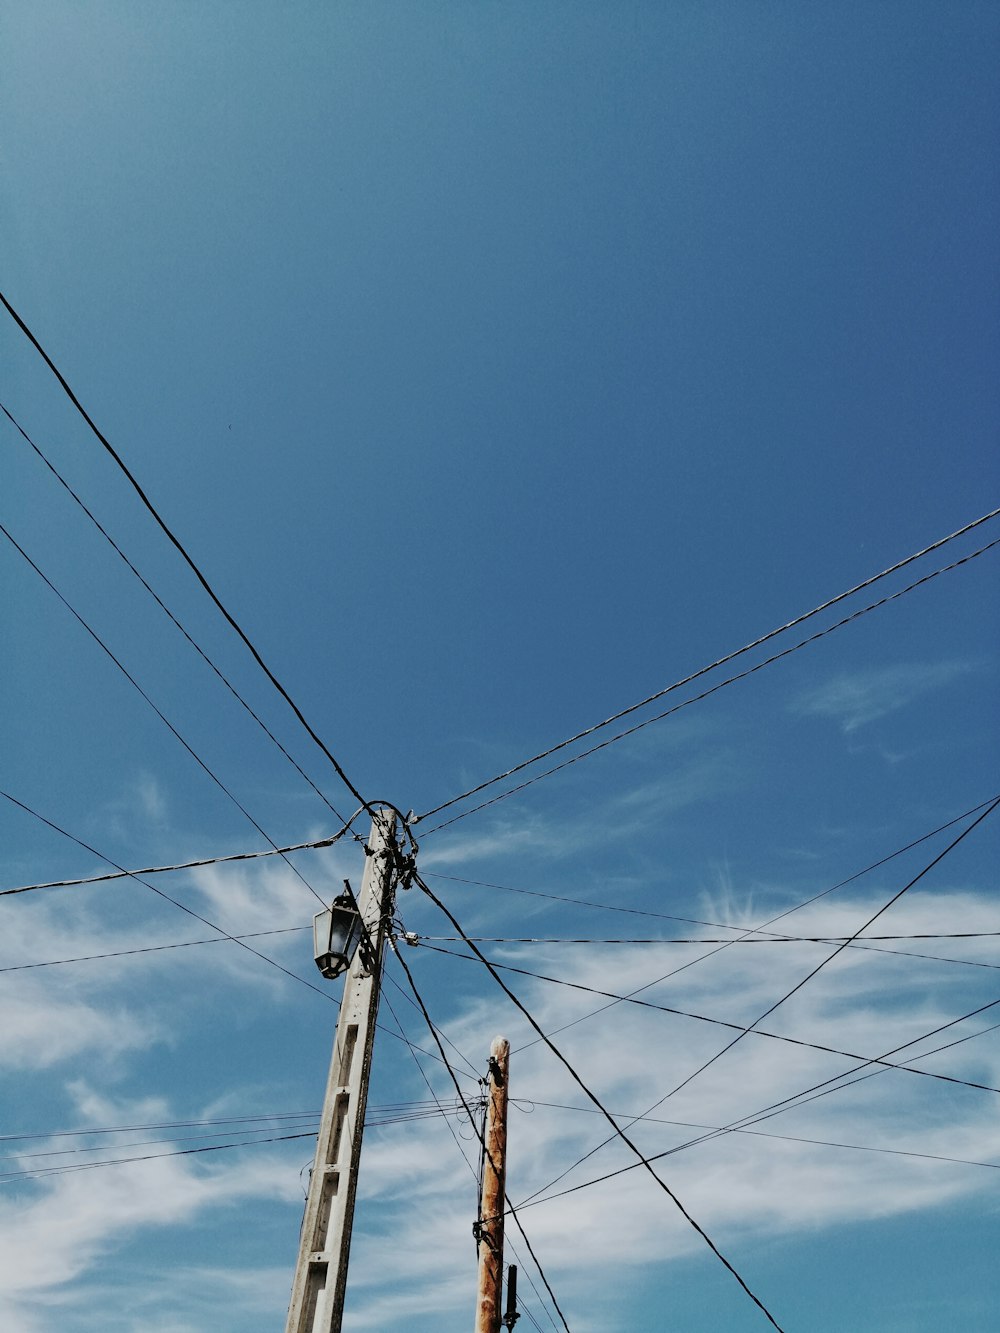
[475,1035,511,1333]
[285,809,398,1333]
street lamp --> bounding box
[313,880,369,979]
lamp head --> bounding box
[313,891,364,979]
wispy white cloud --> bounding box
[4,881,997,1333]
[791,659,981,734]
[0,1085,302,1333]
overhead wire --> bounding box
[510,796,1000,1204]
[0,829,363,897]
[0,523,331,910]
[408,930,1000,945]
[415,510,1000,826]
[414,872,787,1332]
[514,1003,1000,1216]
[409,933,1000,974]
[389,936,575,1333]
[0,1132,320,1184]
[509,1099,999,1174]
[381,967,482,1081]
[0,289,375,820]
[421,796,1000,1056]
[421,794,999,925]
[410,939,1000,1098]
[419,534,1000,832]
[394,938,578,1333]
[8,922,995,979]
[10,790,989,903]
[1,400,359,837]
[0,793,471,1077]
[1,789,342,1003]
[378,983,558,1333]
[0,926,308,972]
[0,1111,323,1143]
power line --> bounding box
[722,1013,1000,1139]
[511,797,1000,1204]
[13,791,988,905]
[415,873,787,1332]
[11,922,996,980]
[420,534,1000,832]
[389,936,574,1333]
[0,1131,319,1184]
[0,926,309,972]
[0,801,475,1080]
[421,795,998,924]
[1,829,361,898]
[420,798,1000,1056]
[407,930,1000,945]
[409,940,1000,1098]
[0,289,374,819]
[514,1004,1000,1216]
[652,796,1000,1100]
[2,1101,477,1166]
[1,398,357,833]
[0,523,330,910]
[1,789,341,1004]
[0,1111,323,1144]
[514,1099,999,1174]
[378,986,560,1333]
[381,966,482,1081]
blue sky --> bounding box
[1,3,998,1330]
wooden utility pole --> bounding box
[475,1035,511,1333]
[285,809,397,1333]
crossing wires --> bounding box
[413,870,788,1332]
[0,289,375,822]
[415,511,1000,832]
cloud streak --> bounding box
[791,660,981,734]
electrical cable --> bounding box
[408,934,1000,974]
[0,524,330,910]
[420,536,1000,832]
[509,1100,999,1173]
[0,289,374,820]
[422,797,1000,1058]
[421,795,998,925]
[0,1131,319,1184]
[1,1122,322,1164]
[511,796,1000,1204]
[0,798,471,1079]
[0,926,307,971]
[514,1005,1000,1216]
[390,936,574,1333]
[414,873,787,1332]
[13,790,988,903]
[408,930,1000,945]
[378,986,560,1333]
[1,789,341,1004]
[410,939,1000,1097]
[1,399,359,835]
[381,967,482,1080]
[0,826,363,897]
[0,1112,323,1143]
